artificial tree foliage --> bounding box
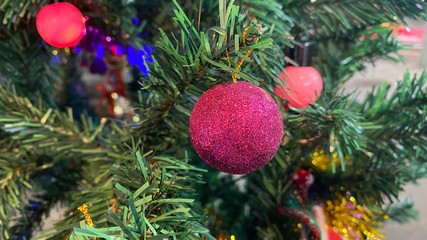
[1,0,427,239]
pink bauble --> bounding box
[36,3,86,48]
[190,81,284,174]
[275,66,323,108]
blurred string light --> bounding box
[71,22,154,76]
[48,15,153,76]
[96,44,104,59]
[51,43,153,77]
[88,43,154,76]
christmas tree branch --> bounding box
[0,86,110,154]
[385,199,419,224]
[0,83,212,238]
[38,151,212,240]
[287,96,366,173]
[0,32,59,105]
[0,152,32,239]
[315,26,402,90]
[0,0,47,28]
[133,0,282,150]
[315,72,427,205]
[242,0,294,45]
[358,72,427,193]
[283,0,427,39]
[0,85,119,237]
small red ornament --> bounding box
[190,81,283,174]
[36,2,86,48]
[292,169,314,191]
[275,66,323,108]
[328,227,343,240]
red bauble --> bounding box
[36,3,86,48]
[190,81,284,174]
[274,66,323,108]
[292,169,314,191]
[328,228,343,240]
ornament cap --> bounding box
[294,42,313,66]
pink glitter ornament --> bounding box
[275,66,323,108]
[190,81,283,174]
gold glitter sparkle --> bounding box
[311,150,339,172]
[78,203,95,227]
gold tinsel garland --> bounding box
[324,195,387,240]
[310,151,387,239]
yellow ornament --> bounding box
[310,150,339,172]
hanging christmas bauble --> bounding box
[190,81,283,174]
[292,169,314,191]
[36,2,86,48]
[274,66,323,108]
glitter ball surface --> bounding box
[190,81,284,174]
